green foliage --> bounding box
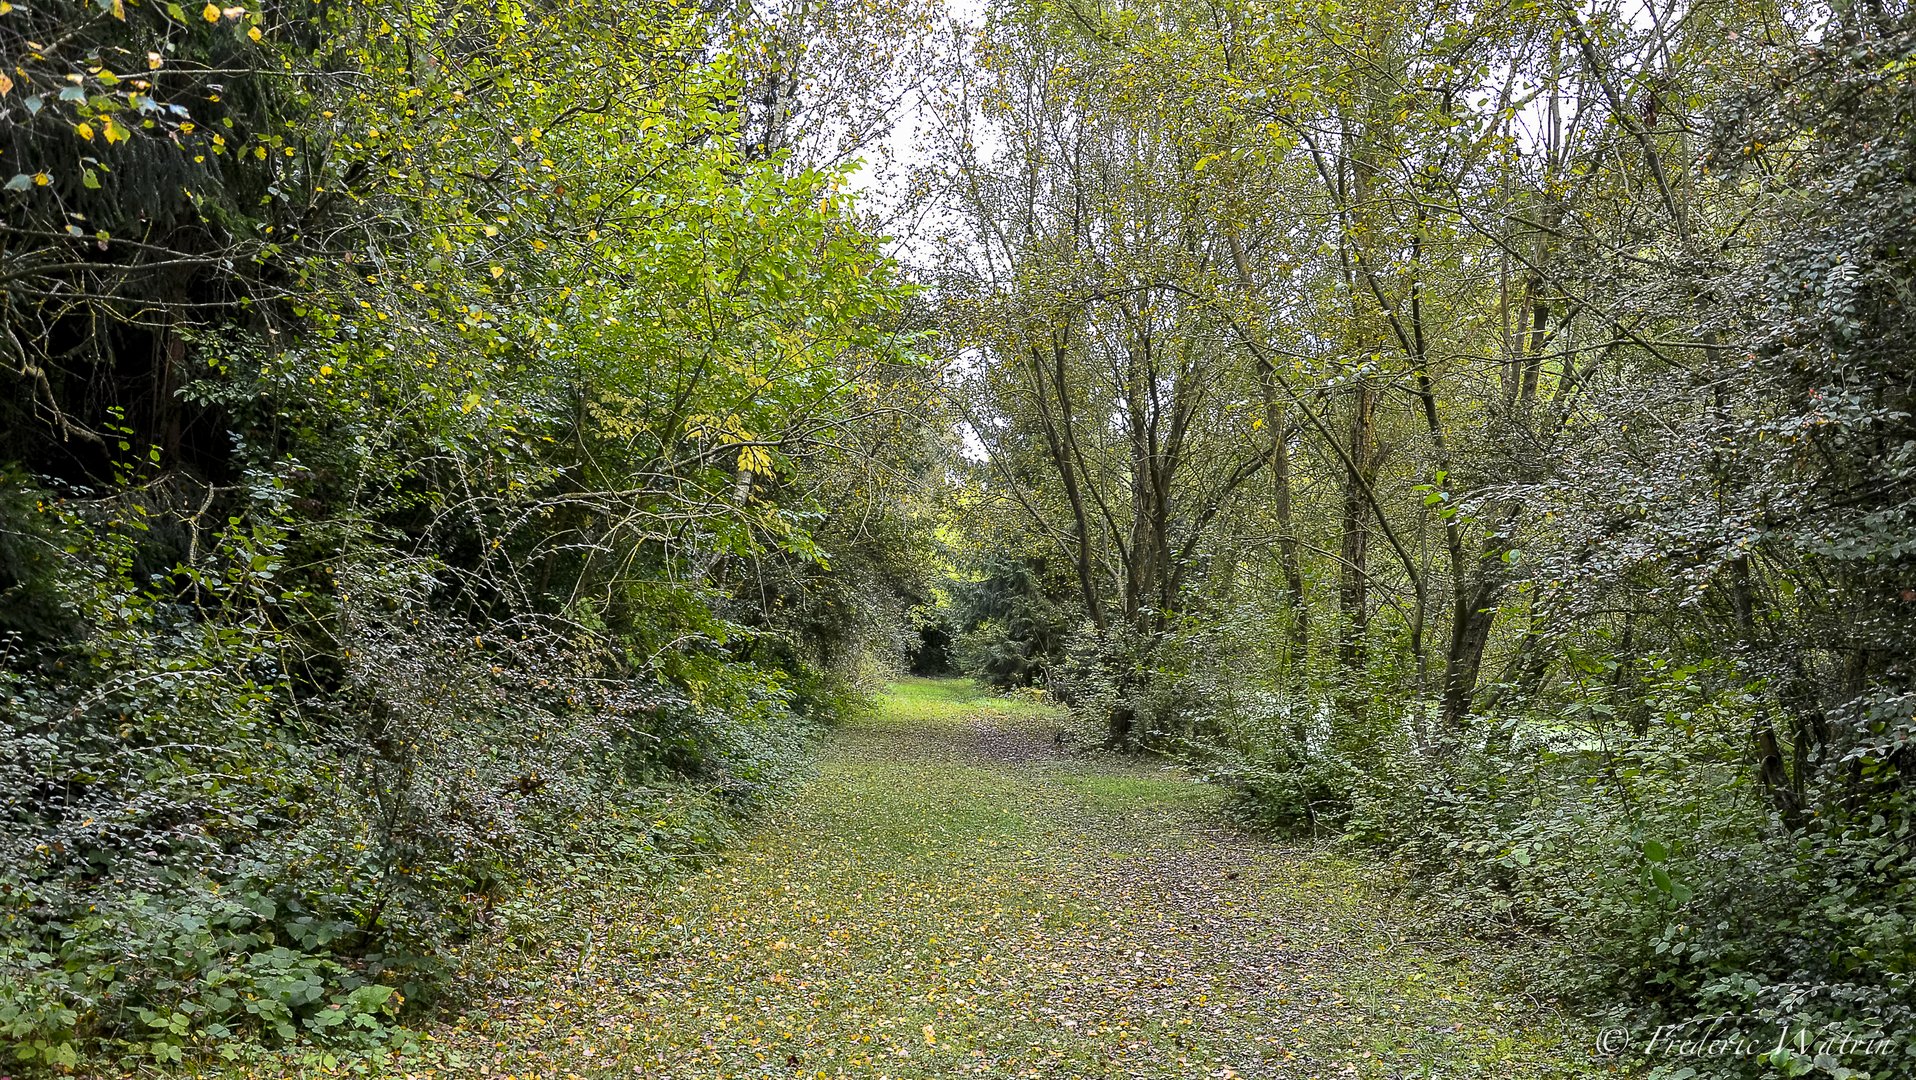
[933,0,1916,1075]
[410,679,1597,1079]
[10,0,1916,1072]
[0,0,932,1071]
[1323,661,1915,1077]
[950,557,1072,689]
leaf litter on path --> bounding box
[395,678,1624,1079]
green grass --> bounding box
[870,675,1058,726]
[1053,769,1223,809]
[212,678,1621,1080]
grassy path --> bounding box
[426,679,1616,1079]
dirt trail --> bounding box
[429,678,1615,1079]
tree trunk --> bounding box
[1272,408,1308,661]
[1027,339,1107,631]
[1438,540,1508,729]
[1228,230,1309,664]
[1337,378,1374,674]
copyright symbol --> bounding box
[1595,1028,1628,1055]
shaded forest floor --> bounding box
[336,679,1622,1078]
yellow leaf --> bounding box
[318,365,334,375]
[923,1025,936,1045]
[489,265,504,279]
[248,25,262,42]
[102,117,127,144]
[75,122,95,141]
[110,0,124,18]
[737,446,774,475]
[201,2,219,21]
[0,72,11,95]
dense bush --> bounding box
[950,556,1072,689]
[0,0,929,1070]
[1099,633,1915,1076]
[934,3,1916,1074]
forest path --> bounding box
[434,678,1614,1079]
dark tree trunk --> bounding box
[1439,543,1508,730]
[1337,378,1374,674]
